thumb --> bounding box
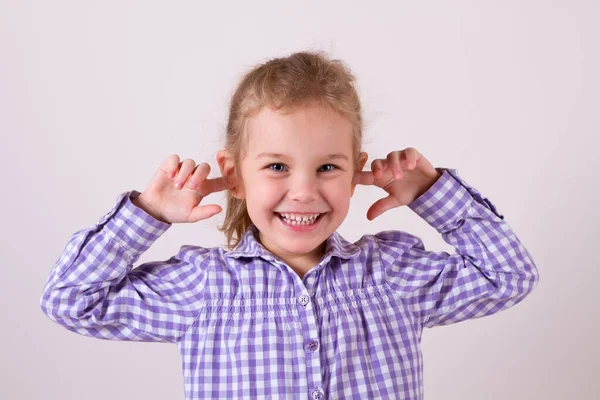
[189,204,222,223]
[367,195,398,221]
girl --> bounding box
[40,51,539,400]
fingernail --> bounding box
[188,180,196,189]
[174,180,181,189]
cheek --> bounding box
[331,176,353,191]
[325,180,353,203]
[245,178,280,208]
[246,176,352,203]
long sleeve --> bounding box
[40,190,210,343]
[381,168,540,328]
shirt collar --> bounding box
[224,223,361,262]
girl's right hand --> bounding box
[133,154,230,224]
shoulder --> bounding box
[133,245,224,282]
[354,230,426,264]
[171,244,233,273]
[176,244,219,262]
[358,229,425,250]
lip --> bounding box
[275,212,326,232]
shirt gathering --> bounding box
[40,168,539,400]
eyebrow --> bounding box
[256,152,349,161]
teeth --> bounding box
[279,213,321,225]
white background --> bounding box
[1,1,598,399]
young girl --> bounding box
[40,51,539,400]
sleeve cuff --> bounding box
[408,168,504,232]
[97,190,172,256]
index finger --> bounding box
[353,170,375,186]
[199,176,230,195]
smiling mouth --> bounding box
[275,212,326,226]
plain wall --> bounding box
[1,1,598,399]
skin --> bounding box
[217,103,369,277]
[133,102,441,279]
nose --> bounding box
[288,173,318,203]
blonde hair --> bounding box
[217,50,364,249]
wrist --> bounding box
[415,170,443,200]
[132,193,168,223]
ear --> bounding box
[216,149,246,200]
[351,151,368,197]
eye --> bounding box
[318,164,337,172]
[266,163,339,173]
[267,163,287,172]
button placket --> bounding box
[296,291,323,398]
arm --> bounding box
[39,190,209,343]
[382,168,539,328]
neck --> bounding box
[261,239,327,279]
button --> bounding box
[306,339,319,352]
[298,294,310,306]
[311,388,324,399]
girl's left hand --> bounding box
[353,147,442,220]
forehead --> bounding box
[244,104,354,158]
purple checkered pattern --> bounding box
[40,168,539,399]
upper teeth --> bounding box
[279,213,320,221]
